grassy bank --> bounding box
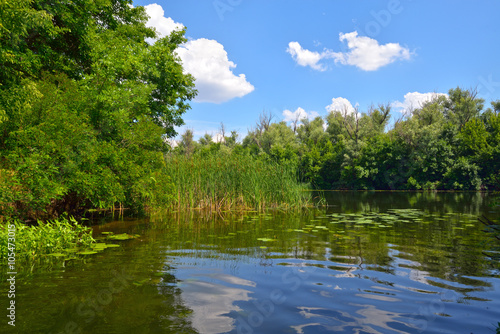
[164,152,310,211]
[0,217,95,273]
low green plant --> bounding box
[0,217,96,272]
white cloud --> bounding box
[325,97,357,114]
[286,42,336,71]
[335,31,411,71]
[282,107,320,122]
[144,4,254,104]
[176,39,255,103]
[287,31,412,72]
[144,4,184,39]
[212,133,225,143]
[165,138,179,148]
[392,92,448,114]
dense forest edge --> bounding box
[0,1,499,270]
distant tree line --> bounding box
[175,88,500,192]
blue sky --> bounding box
[133,0,500,140]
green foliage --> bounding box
[459,119,489,156]
[441,157,482,190]
[232,87,499,191]
[0,217,95,272]
[1,0,150,85]
[413,96,447,126]
[0,1,196,219]
[444,87,484,129]
[1,0,498,221]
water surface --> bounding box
[3,192,500,334]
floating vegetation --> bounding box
[257,238,277,242]
[77,250,99,255]
[38,232,139,262]
[328,208,431,227]
[103,232,140,241]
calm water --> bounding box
[2,192,500,334]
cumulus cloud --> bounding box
[288,31,412,72]
[212,133,225,143]
[325,97,357,114]
[335,31,411,71]
[282,107,320,122]
[392,92,448,114]
[176,39,255,103]
[286,42,337,71]
[144,4,184,39]
[165,138,179,148]
[144,4,254,104]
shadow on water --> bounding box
[319,191,492,216]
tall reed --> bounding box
[164,152,310,211]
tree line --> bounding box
[175,88,500,192]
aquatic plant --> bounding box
[0,217,96,272]
[163,151,310,211]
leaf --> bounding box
[48,253,65,257]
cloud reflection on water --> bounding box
[177,271,255,334]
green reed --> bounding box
[164,152,310,211]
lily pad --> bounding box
[77,250,99,255]
[257,238,277,242]
[107,233,138,241]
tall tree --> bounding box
[444,87,484,129]
[0,0,197,218]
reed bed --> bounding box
[164,152,310,211]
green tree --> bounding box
[459,119,489,157]
[0,1,196,219]
[326,111,349,143]
[444,87,484,129]
[177,129,197,156]
[413,95,447,127]
[359,103,391,138]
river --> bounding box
[3,192,500,334]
